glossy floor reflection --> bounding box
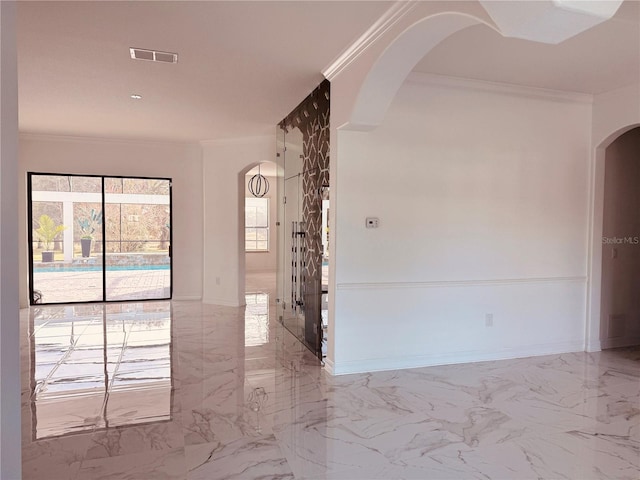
[29,303,172,439]
[20,279,640,479]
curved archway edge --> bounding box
[343,1,624,132]
[595,124,640,151]
[237,160,278,299]
[587,123,640,351]
[346,12,487,131]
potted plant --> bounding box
[35,214,66,262]
[78,208,102,257]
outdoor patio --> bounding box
[33,268,170,303]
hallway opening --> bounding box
[600,126,640,349]
[244,162,278,353]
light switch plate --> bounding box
[366,217,379,228]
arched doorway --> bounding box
[599,126,640,349]
[243,161,278,297]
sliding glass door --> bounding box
[104,178,171,301]
[29,174,105,303]
[29,173,172,305]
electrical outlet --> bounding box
[366,217,379,228]
[485,313,494,327]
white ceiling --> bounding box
[413,0,640,94]
[17,1,640,144]
[17,1,392,142]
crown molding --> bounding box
[199,135,274,148]
[322,1,418,80]
[406,72,594,104]
[19,132,199,147]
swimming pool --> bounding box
[34,264,170,273]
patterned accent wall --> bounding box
[279,80,330,354]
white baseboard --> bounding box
[172,295,201,301]
[323,358,336,376]
[586,339,602,352]
[330,341,585,376]
[202,297,245,307]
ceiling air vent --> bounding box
[129,48,178,64]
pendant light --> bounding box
[248,164,269,198]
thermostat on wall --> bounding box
[365,217,379,228]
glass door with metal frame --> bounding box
[276,81,330,360]
[103,177,171,301]
[28,173,172,305]
[276,125,324,359]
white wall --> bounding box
[592,83,640,149]
[244,174,277,273]
[201,136,274,306]
[0,2,22,477]
[18,135,204,305]
[331,74,592,374]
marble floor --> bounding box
[19,274,639,479]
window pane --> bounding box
[30,174,104,303]
[104,177,123,194]
[245,198,269,251]
[104,177,171,301]
[122,178,170,195]
[246,198,268,227]
[71,177,102,193]
[31,175,71,192]
[256,203,268,227]
[245,207,257,226]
